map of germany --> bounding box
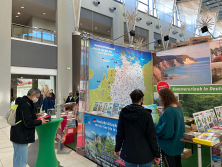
[89,39,153,111]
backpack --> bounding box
[4,104,22,126]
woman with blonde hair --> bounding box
[155,88,185,167]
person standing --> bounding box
[34,94,43,114]
[114,89,160,167]
[10,88,48,167]
[155,88,185,167]
[50,89,55,99]
[65,92,74,103]
[74,91,79,102]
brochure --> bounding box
[107,103,113,115]
[113,103,119,115]
[215,106,222,125]
[97,102,103,112]
[204,110,215,128]
[144,104,159,124]
[209,109,218,125]
[93,102,99,111]
[193,112,206,133]
[102,102,109,113]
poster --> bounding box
[153,40,222,118]
[84,114,121,167]
[17,78,32,97]
[89,39,153,111]
[38,79,52,99]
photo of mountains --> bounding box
[153,43,211,85]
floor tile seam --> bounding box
[0,146,13,150]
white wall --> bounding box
[26,17,56,31]
[81,0,184,50]
[56,0,74,104]
[0,0,12,116]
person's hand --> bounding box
[36,113,44,117]
[154,157,160,166]
[157,109,162,116]
[41,118,49,124]
[114,151,119,157]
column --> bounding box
[56,0,75,104]
[0,0,12,116]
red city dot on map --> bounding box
[157,81,170,92]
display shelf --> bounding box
[180,138,222,148]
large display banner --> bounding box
[17,79,32,97]
[89,39,153,111]
[153,40,222,117]
[38,79,52,99]
[84,114,120,167]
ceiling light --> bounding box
[21,77,23,78]
[95,27,97,29]
[43,13,46,15]
[21,6,24,8]
[108,31,110,33]
[15,16,19,17]
[18,12,20,15]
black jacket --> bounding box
[115,104,160,164]
[66,96,74,103]
[10,96,42,144]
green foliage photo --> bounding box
[104,137,116,159]
[179,94,222,117]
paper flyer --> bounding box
[107,103,113,115]
[193,112,206,133]
[102,102,109,113]
[204,110,214,128]
[199,111,209,130]
[93,102,99,111]
[209,109,218,126]
[143,104,159,124]
[214,107,222,124]
[97,102,103,111]
[113,103,119,115]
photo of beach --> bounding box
[210,40,222,84]
[153,42,211,85]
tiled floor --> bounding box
[0,116,97,167]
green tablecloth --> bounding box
[35,118,63,167]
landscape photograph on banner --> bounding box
[153,42,211,85]
[88,39,153,111]
[179,94,222,117]
[210,39,222,84]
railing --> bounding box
[11,23,56,45]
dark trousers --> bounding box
[162,150,182,167]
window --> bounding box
[138,0,149,12]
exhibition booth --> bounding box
[34,33,222,167]
[73,33,222,167]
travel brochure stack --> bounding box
[190,106,222,146]
[93,102,126,116]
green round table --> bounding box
[35,118,63,167]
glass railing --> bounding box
[12,23,56,45]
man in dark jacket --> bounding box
[10,88,48,167]
[114,89,160,167]
[65,92,75,103]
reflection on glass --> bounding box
[12,24,56,45]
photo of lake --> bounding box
[153,42,211,85]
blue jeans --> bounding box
[124,161,152,167]
[13,142,28,167]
